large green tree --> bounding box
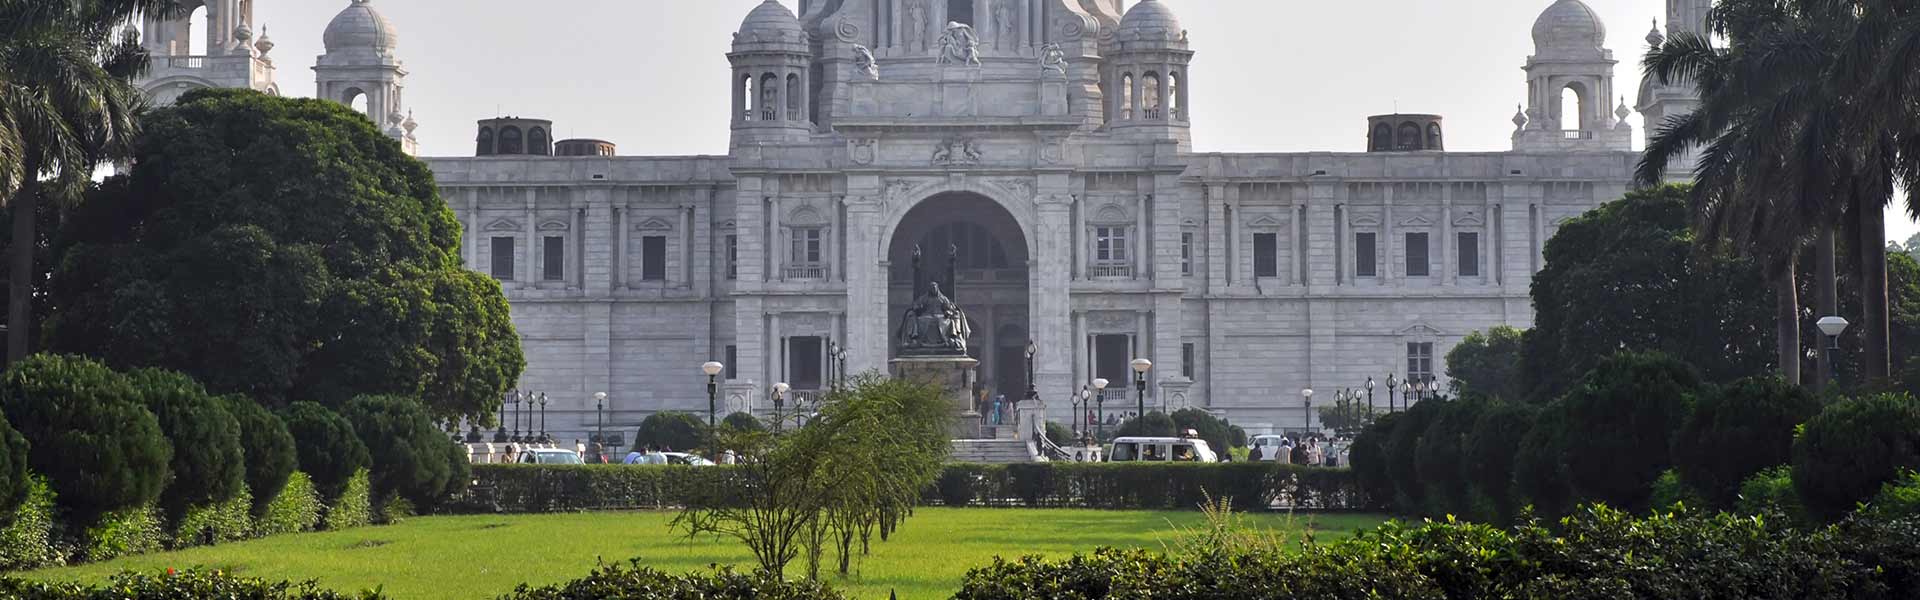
[1551,352,1702,513]
[0,0,171,363]
[126,368,244,520]
[41,89,522,421]
[1671,376,1821,510]
[1445,326,1528,401]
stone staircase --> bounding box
[949,438,1037,464]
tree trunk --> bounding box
[1815,227,1838,390]
[1859,198,1891,380]
[6,155,40,365]
[1776,263,1803,385]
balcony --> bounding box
[1142,108,1164,120]
[783,264,829,280]
[1088,263,1135,279]
[161,56,207,69]
[1561,130,1596,140]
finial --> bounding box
[1646,19,1666,46]
[1615,97,1632,122]
[1512,104,1528,130]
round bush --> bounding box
[281,402,369,499]
[1671,376,1820,509]
[0,406,28,515]
[1513,404,1572,517]
[127,368,245,518]
[0,354,171,523]
[631,411,709,454]
[1464,401,1536,522]
[342,395,455,507]
[1113,412,1178,439]
[1385,400,1445,511]
[1555,351,1700,511]
[219,395,297,515]
[1171,408,1234,455]
[1349,412,1400,509]
[721,411,764,433]
[1414,399,1486,517]
[1792,393,1920,520]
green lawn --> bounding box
[22,509,1386,599]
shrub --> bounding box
[0,476,61,571]
[1044,422,1074,447]
[1555,351,1700,512]
[1113,412,1177,438]
[0,408,27,516]
[1671,376,1820,509]
[1794,393,1920,520]
[1,354,171,524]
[721,411,764,433]
[1464,401,1534,523]
[126,368,245,520]
[1650,469,1706,511]
[342,395,457,508]
[219,395,297,516]
[1513,404,1573,517]
[1413,399,1485,516]
[0,569,384,600]
[1384,400,1444,510]
[171,488,253,549]
[322,469,372,531]
[82,506,164,563]
[1347,412,1398,510]
[1170,408,1233,454]
[630,411,708,454]
[281,402,369,500]
[1735,466,1808,523]
[1860,471,1920,521]
[498,559,843,600]
[1446,325,1530,401]
[256,472,322,536]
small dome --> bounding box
[323,0,398,53]
[738,0,803,39]
[1116,0,1182,38]
[1532,0,1606,53]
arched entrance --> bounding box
[887,192,1030,404]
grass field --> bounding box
[22,509,1388,599]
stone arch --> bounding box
[876,181,1036,262]
[883,188,1034,399]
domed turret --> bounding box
[728,0,813,145]
[1115,0,1183,40]
[1531,0,1606,56]
[323,0,398,54]
[738,0,804,41]
[1104,0,1194,145]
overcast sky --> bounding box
[235,0,1917,243]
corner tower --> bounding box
[1512,0,1632,152]
[729,0,815,147]
[135,0,278,105]
[1637,0,1712,179]
[1103,0,1193,146]
[315,0,417,154]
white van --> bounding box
[1106,436,1218,463]
[1248,434,1292,463]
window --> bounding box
[1408,342,1434,382]
[1406,232,1430,277]
[1355,232,1377,277]
[641,235,667,281]
[725,234,739,280]
[790,336,823,390]
[1095,227,1129,263]
[490,236,515,280]
[1181,343,1196,379]
[1253,233,1278,278]
[723,345,738,379]
[790,228,823,265]
[476,127,495,156]
[1094,334,1131,383]
[529,127,551,156]
[1180,232,1194,276]
[499,127,523,155]
[542,236,565,281]
[1458,232,1480,277]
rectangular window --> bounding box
[1180,232,1194,276]
[1355,232,1377,277]
[1408,342,1434,381]
[490,236,515,281]
[1254,233,1279,278]
[790,228,822,264]
[725,235,739,280]
[1094,334,1132,384]
[1181,343,1196,379]
[1095,227,1130,263]
[1406,232,1430,277]
[542,236,565,281]
[790,336,823,390]
[723,345,738,379]
[641,236,667,281]
[1458,232,1480,277]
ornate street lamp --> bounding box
[537,392,550,443]
[1385,374,1399,413]
[1073,385,1088,436]
[1024,341,1040,405]
[509,390,523,442]
[1366,377,1376,414]
[593,392,607,459]
[772,382,790,432]
[1130,358,1152,418]
[1092,378,1110,440]
[702,361,725,459]
[1301,387,1315,434]
[831,345,849,388]
[1817,316,1849,388]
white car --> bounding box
[659,452,715,466]
[517,448,584,465]
[1106,436,1218,463]
[1248,434,1293,463]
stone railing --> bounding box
[1088,263,1134,279]
[783,264,828,280]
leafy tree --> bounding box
[0,405,27,515]
[0,0,165,363]
[1348,413,1400,509]
[0,354,170,524]
[1446,326,1529,401]
[1414,399,1486,517]
[1671,377,1821,509]
[1464,401,1536,523]
[1553,352,1701,512]
[126,368,244,520]
[721,412,765,434]
[1792,393,1920,520]
[1512,404,1572,518]
[631,412,709,454]
[1044,422,1075,448]
[280,402,369,500]
[1113,412,1177,439]
[1383,400,1444,511]
[1170,408,1232,455]
[1526,186,1774,399]
[40,89,522,420]
[218,395,297,515]
[341,395,457,508]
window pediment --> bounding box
[636,218,675,232]
[485,218,521,232]
[539,220,570,232]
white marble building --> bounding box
[137,0,1708,438]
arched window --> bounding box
[740,74,755,122]
[1120,73,1134,120]
[499,126,523,155]
[476,127,495,156]
[1371,123,1394,151]
[1397,122,1423,150]
[1168,71,1182,120]
[1142,73,1162,119]
[1560,84,1586,131]
[344,88,368,115]
[187,4,208,56]
[528,127,550,156]
[786,73,802,122]
[1427,123,1443,149]
[761,73,779,122]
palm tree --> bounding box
[0,0,172,363]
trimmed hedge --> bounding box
[0,570,381,600]
[500,559,842,600]
[453,462,1367,514]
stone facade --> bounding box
[139,0,1705,438]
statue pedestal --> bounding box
[891,355,981,439]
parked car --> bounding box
[518,448,584,465]
[1248,434,1291,463]
[1106,435,1218,463]
[659,452,715,466]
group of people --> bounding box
[1249,436,1340,466]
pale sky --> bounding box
[232,0,1916,243]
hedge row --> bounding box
[451,462,1365,514]
[0,560,844,600]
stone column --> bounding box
[464,189,479,268]
[1442,185,1455,286]
[617,195,632,290]
[1206,184,1227,295]
[523,190,538,289]
[1226,185,1242,286]
[584,187,613,297]
[832,196,846,282]
[571,202,585,289]
[844,196,886,375]
[1382,185,1395,285]
[1307,181,1339,288]
[1071,195,1086,280]
[732,69,745,123]
[1134,194,1149,279]
[693,187,714,297]
[1034,194,1074,417]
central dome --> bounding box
[1531,0,1606,53]
[323,0,397,53]
[1116,0,1182,37]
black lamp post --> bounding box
[772,382,790,432]
[1093,378,1110,441]
[1024,341,1039,405]
[537,392,550,442]
[702,361,724,458]
[1073,385,1088,436]
[831,345,848,389]
[509,390,523,442]
[1385,373,1399,413]
[1130,358,1152,418]
[1817,316,1849,388]
[1366,377,1376,416]
[1302,387,1315,434]
[826,340,837,391]
[593,392,607,458]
